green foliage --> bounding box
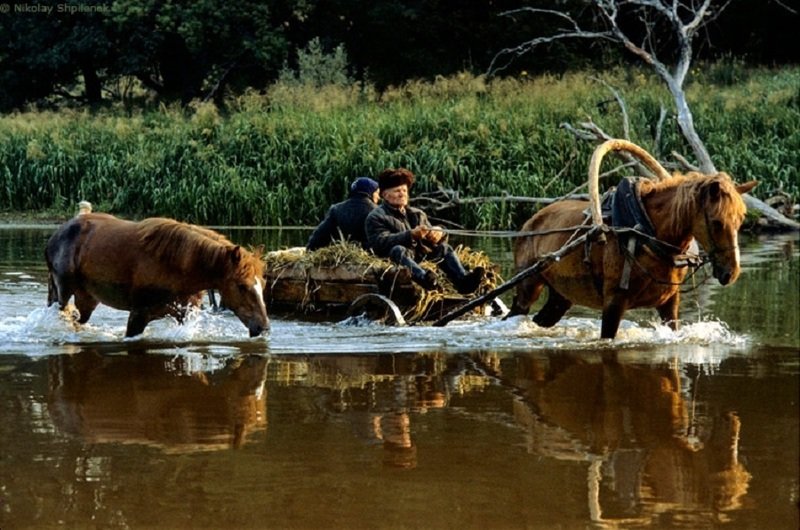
[279,37,353,88]
[0,0,291,109]
[1,67,797,228]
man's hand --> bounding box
[411,225,430,240]
[424,226,445,244]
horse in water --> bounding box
[508,139,757,339]
[46,213,269,338]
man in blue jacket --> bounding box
[365,168,484,293]
[307,177,380,250]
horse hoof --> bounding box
[59,304,81,329]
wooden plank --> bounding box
[316,282,378,303]
[267,279,378,305]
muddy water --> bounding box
[0,226,797,529]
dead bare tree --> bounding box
[489,0,799,230]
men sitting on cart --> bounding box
[307,177,380,250]
[365,168,484,294]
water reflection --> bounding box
[255,349,757,524]
[47,350,267,453]
[2,345,795,528]
[508,351,751,525]
[266,353,455,470]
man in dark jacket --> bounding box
[364,168,484,293]
[307,177,380,250]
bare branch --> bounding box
[773,0,798,15]
[490,0,799,229]
[589,76,630,140]
[670,150,700,172]
[491,0,728,172]
[488,9,615,76]
[653,106,667,157]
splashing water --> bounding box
[0,293,749,366]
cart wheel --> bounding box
[347,294,406,326]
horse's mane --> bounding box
[639,172,747,236]
[137,218,263,277]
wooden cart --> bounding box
[263,247,504,325]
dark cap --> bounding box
[377,168,415,192]
[350,177,379,195]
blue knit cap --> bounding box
[350,177,379,195]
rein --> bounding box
[444,225,594,238]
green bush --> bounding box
[1,66,797,228]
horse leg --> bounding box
[656,293,680,331]
[532,288,572,328]
[164,296,201,324]
[125,310,153,338]
[125,298,200,336]
[73,289,99,324]
[506,274,545,318]
[601,294,628,339]
[149,294,202,325]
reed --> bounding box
[1,66,797,228]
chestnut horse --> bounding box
[46,213,269,337]
[509,139,757,338]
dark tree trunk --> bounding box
[158,32,204,104]
[81,59,102,105]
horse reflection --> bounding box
[47,351,267,453]
[511,353,750,524]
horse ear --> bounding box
[707,181,722,201]
[230,245,242,265]
[736,180,758,195]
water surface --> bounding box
[0,226,797,529]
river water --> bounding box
[0,225,797,529]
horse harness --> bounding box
[592,178,702,291]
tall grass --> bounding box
[1,66,797,228]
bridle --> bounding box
[702,207,740,268]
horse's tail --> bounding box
[587,139,672,226]
[45,242,61,307]
[44,217,83,308]
[47,272,58,307]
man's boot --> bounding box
[440,251,485,295]
[400,255,439,291]
[456,266,485,295]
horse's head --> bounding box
[219,246,269,337]
[691,175,757,286]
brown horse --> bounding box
[46,213,269,337]
[509,139,757,338]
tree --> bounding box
[489,0,799,229]
[0,3,112,110]
[0,0,293,110]
[108,0,290,104]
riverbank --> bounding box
[0,211,65,226]
[1,67,797,228]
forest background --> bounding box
[1,0,797,228]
